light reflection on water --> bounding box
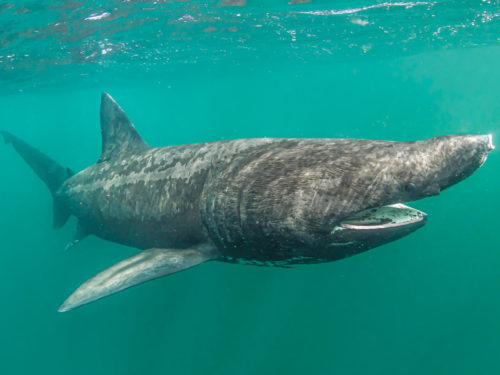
[0,0,499,92]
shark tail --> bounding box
[1,130,73,228]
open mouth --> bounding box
[330,203,427,249]
[340,203,427,230]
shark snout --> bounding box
[478,134,494,166]
[433,134,494,192]
[481,134,495,165]
[474,134,495,152]
[460,134,494,152]
[486,134,495,151]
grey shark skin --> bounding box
[1,93,494,312]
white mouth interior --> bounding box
[340,203,426,230]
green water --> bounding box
[1,1,500,374]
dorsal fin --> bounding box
[99,93,149,162]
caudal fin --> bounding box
[1,130,73,228]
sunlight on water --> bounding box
[1,0,499,92]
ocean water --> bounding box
[1,1,500,374]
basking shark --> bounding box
[1,93,494,312]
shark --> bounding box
[1,93,494,312]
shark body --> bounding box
[1,93,494,311]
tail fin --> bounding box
[1,130,73,228]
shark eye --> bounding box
[404,182,416,192]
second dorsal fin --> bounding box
[99,93,149,163]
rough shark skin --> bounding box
[1,93,494,312]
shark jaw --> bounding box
[330,203,427,249]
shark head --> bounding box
[322,134,494,258]
[387,134,494,202]
[205,134,494,264]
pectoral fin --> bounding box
[58,244,219,312]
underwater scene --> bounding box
[1,1,500,374]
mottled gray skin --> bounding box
[58,134,491,265]
[1,93,493,311]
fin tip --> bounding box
[101,92,113,103]
[58,296,80,312]
[57,302,71,312]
